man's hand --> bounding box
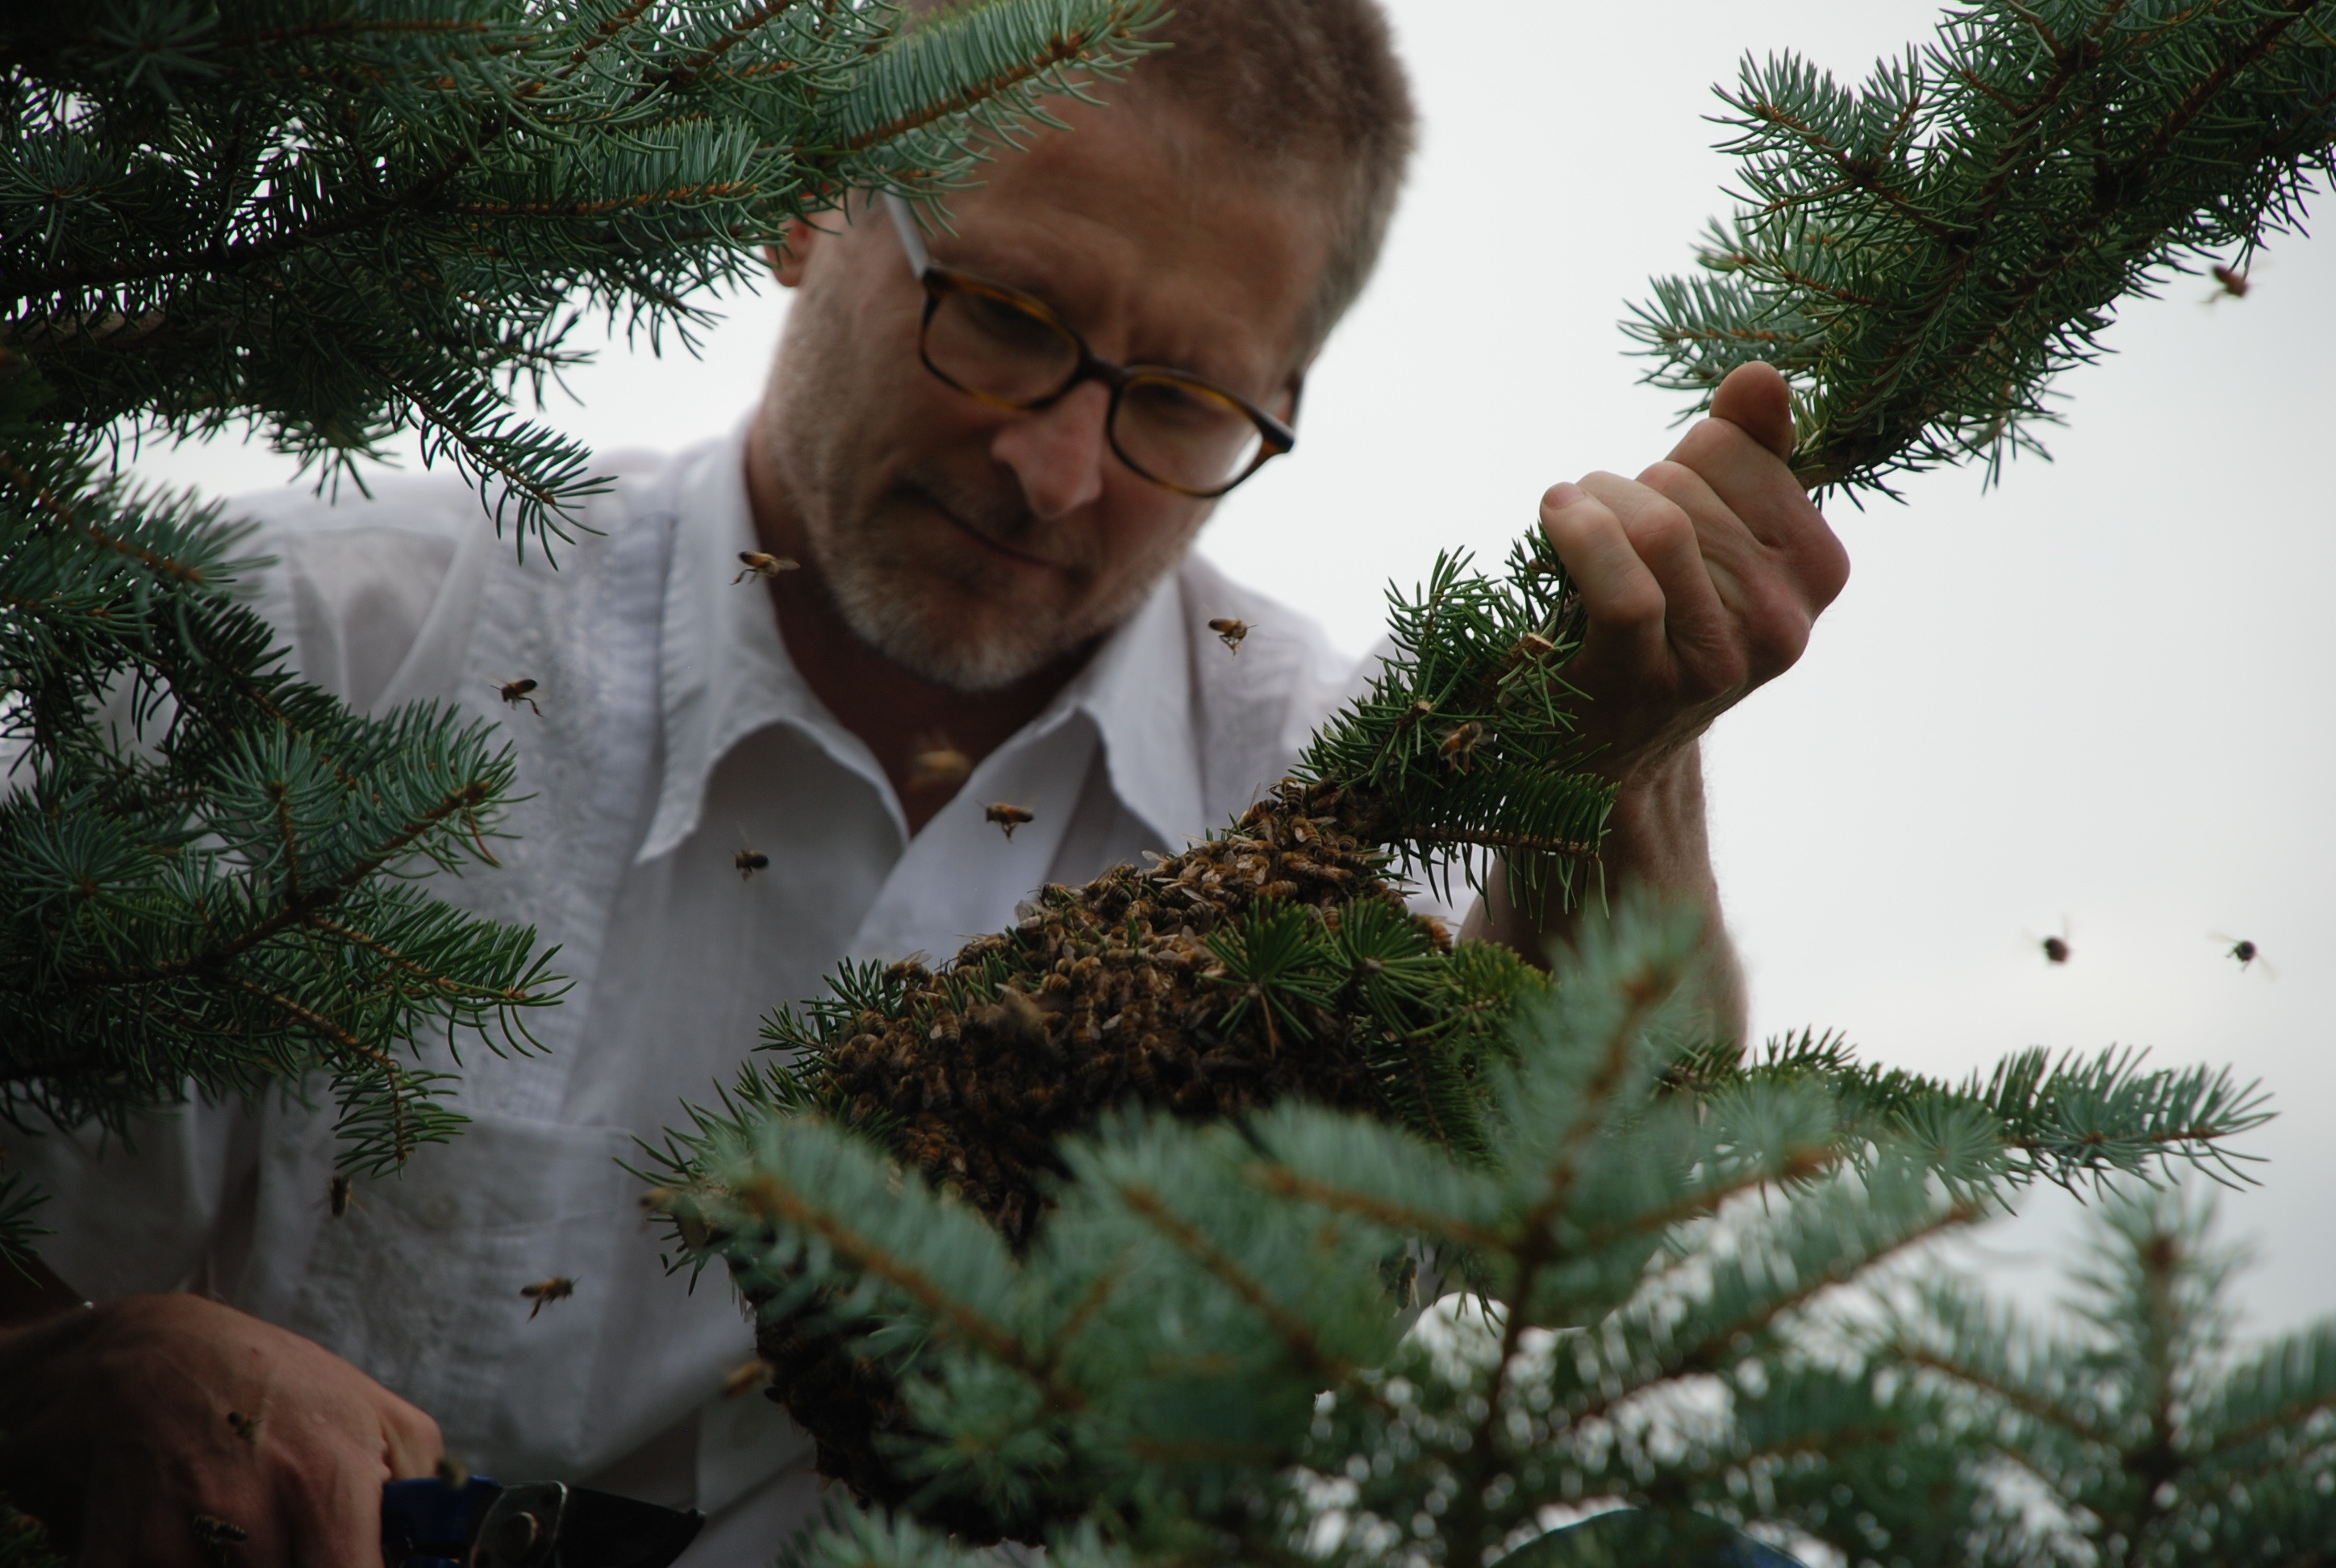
[1463,362,1847,1029]
[0,1293,443,1566]
[1539,361,1847,783]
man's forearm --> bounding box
[1460,740,1748,1044]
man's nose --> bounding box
[990,381,1111,520]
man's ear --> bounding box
[765,216,824,288]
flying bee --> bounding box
[985,802,1034,840]
[2212,932,2271,974]
[327,1174,363,1220]
[226,1411,259,1443]
[735,826,769,882]
[492,678,542,716]
[1438,720,1487,770]
[434,1455,469,1489]
[1207,617,1249,653]
[520,1276,574,1320]
[2209,263,2250,300]
[722,1357,775,1399]
[732,551,800,584]
[2021,915,2074,965]
[907,733,972,791]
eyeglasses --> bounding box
[881,194,1296,499]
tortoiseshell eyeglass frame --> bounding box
[880,194,1297,500]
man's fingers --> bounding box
[281,1440,395,1568]
[1705,360,1796,461]
[1657,413,1850,612]
[1537,481,1667,669]
[378,1399,445,1480]
[1574,472,1733,658]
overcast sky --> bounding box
[140,0,2336,1340]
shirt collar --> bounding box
[638,427,1208,865]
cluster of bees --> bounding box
[735,779,1474,1537]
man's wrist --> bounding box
[1600,740,1712,875]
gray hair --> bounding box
[917,0,1417,359]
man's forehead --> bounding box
[926,98,1331,382]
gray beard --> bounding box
[820,549,1075,692]
[816,478,1188,694]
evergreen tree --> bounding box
[0,0,1160,1266]
[655,903,2276,1558]
[1721,1186,2336,1567]
[652,0,2336,1553]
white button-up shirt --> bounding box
[19,427,1383,1558]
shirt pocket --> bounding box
[261,1107,641,1479]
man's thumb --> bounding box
[1707,361,1796,462]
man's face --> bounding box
[760,98,1333,692]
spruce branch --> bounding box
[1628,0,2336,497]
[3,0,1153,1223]
[661,898,2269,1554]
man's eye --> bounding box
[1126,377,1233,430]
[960,293,1063,353]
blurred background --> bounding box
[136,0,2335,1336]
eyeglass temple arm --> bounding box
[879,192,933,276]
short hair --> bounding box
[917,0,1416,360]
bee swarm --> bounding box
[731,778,1528,1538]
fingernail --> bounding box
[1542,482,1583,511]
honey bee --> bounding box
[492,678,542,716]
[226,1411,259,1442]
[1208,617,1249,653]
[325,1173,367,1220]
[732,551,800,584]
[722,1357,775,1399]
[735,826,769,881]
[2209,263,2250,299]
[985,802,1034,840]
[521,1276,575,1319]
[1438,720,1487,769]
[978,984,1050,1043]
[434,1455,469,1489]
[2042,935,2071,965]
[907,733,972,790]
[2213,933,2268,973]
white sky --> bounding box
[137,0,2336,1341]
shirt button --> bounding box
[419,1195,461,1230]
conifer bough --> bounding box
[660,907,2278,1559]
[0,0,1162,1263]
[1629,0,2336,495]
[660,0,2333,1543]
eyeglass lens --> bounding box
[923,284,1270,496]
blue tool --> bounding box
[382,1475,703,1568]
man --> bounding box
[0,0,1847,1562]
